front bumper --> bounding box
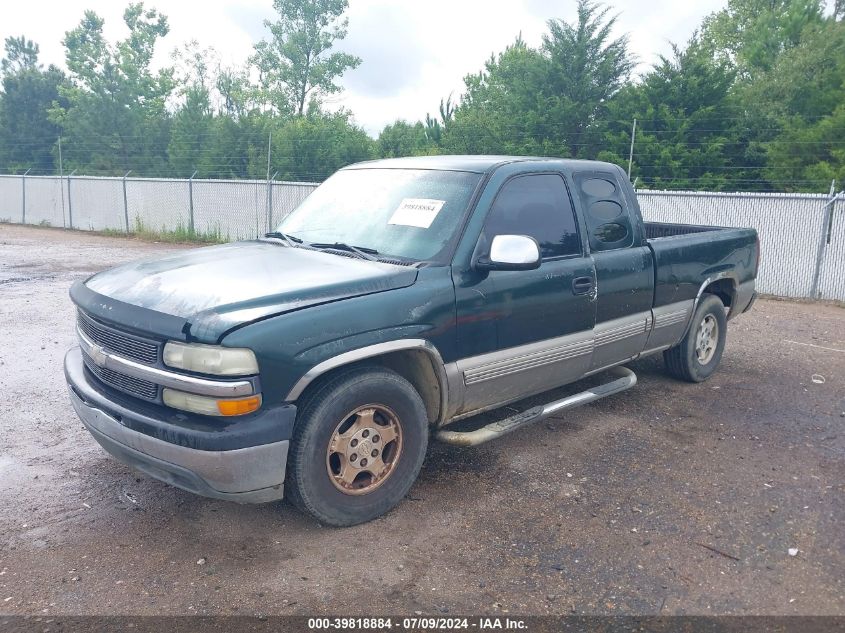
[65,346,294,503]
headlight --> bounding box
[163,341,259,376]
[163,389,262,417]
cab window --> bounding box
[575,173,635,251]
[483,174,581,259]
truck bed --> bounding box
[643,222,759,313]
[644,221,728,239]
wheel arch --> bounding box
[677,275,737,341]
[285,340,448,426]
[702,277,736,309]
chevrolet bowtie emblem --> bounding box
[89,343,107,367]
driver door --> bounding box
[453,173,597,415]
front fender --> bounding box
[286,338,446,401]
[219,267,459,412]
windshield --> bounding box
[277,168,482,261]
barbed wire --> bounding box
[3,123,840,192]
[3,132,844,152]
[2,168,836,192]
[6,111,845,144]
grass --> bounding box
[99,216,228,244]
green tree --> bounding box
[441,1,634,159]
[217,65,255,118]
[377,120,430,157]
[541,0,635,157]
[701,0,825,77]
[602,35,744,190]
[168,87,213,176]
[199,115,262,178]
[51,3,174,175]
[167,42,215,176]
[1,36,40,75]
[0,37,67,173]
[265,111,374,181]
[748,18,845,190]
[765,105,845,190]
[420,96,454,147]
[253,0,361,115]
[441,37,556,155]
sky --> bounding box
[1,0,728,135]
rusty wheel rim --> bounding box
[326,404,403,496]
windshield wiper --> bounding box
[310,242,379,261]
[263,231,303,247]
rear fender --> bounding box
[680,274,737,338]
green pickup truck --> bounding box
[65,156,759,525]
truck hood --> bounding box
[85,241,418,341]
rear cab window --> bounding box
[573,171,636,252]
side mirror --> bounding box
[476,235,541,271]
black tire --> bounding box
[285,366,428,526]
[663,294,727,383]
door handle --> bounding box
[572,276,594,295]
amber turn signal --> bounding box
[163,389,262,417]
[217,395,262,416]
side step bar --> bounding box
[435,366,637,447]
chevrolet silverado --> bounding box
[65,156,759,525]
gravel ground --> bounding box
[0,224,843,617]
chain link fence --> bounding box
[637,189,844,301]
[1,173,842,301]
[0,174,317,241]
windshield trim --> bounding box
[342,164,491,175]
[436,167,494,266]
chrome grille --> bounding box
[77,310,159,365]
[82,350,159,401]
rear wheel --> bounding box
[285,367,428,526]
[663,294,727,383]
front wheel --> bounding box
[663,294,727,383]
[285,367,428,526]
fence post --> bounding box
[188,170,197,235]
[58,137,66,228]
[265,133,272,234]
[810,181,838,299]
[824,190,844,245]
[122,170,132,232]
[268,170,279,232]
[22,168,30,224]
[67,169,76,229]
